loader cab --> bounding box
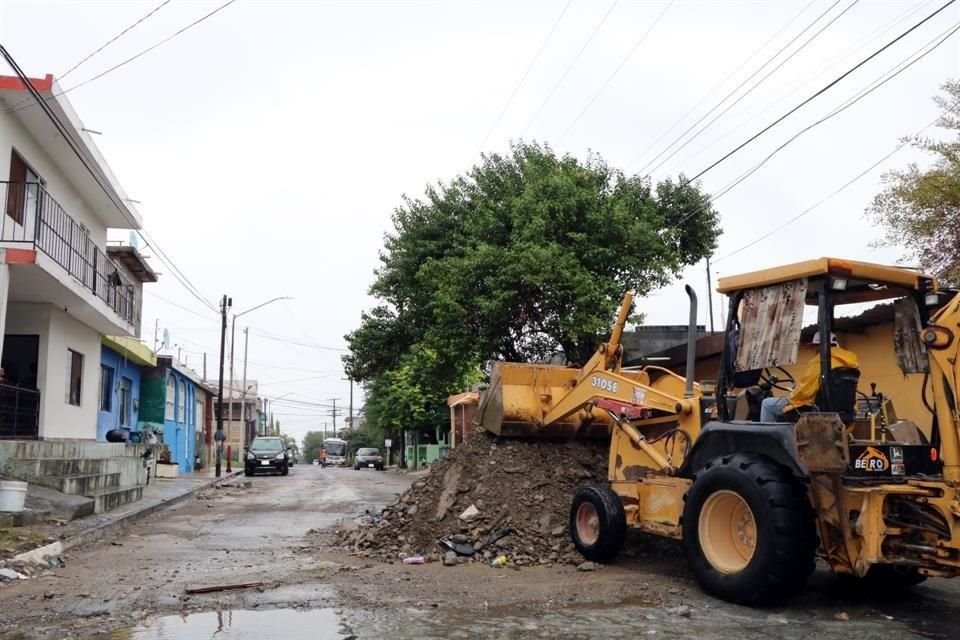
[713,258,941,442]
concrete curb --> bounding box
[11,471,243,566]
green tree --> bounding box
[345,141,720,439]
[868,80,960,286]
[301,431,326,463]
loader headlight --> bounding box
[831,278,848,291]
[925,292,940,306]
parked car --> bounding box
[354,447,384,471]
[244,437,290,476]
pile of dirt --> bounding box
[333,430,608,567]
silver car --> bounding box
[354,447,384,471]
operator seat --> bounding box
[779,367,861,425]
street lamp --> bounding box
[228,297,292,452]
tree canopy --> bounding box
[301,431,326,463]
[868,80,960,286]
[345,142,721,441]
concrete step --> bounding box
[58,472,121,495]
[2,457,147,488]
[88,485,144,514]
[0,440,154,460]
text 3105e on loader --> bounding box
[476,257,960,604]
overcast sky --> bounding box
[1,0,957,444]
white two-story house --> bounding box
[0,73,150,441]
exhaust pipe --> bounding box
[684,285,698,399]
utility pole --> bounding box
[202,352,207,381]
[706,256,715,333]
[329,398,338,433]
[153,319,159,352]
[240,327,250,445]
[215,295,231,477]
[347,378,353,431]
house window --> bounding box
[66,350,83,406]
[165,376,175,421]
[177,380,186,423]
[119,377,133,426]
[6,150,43,226]
[99,365,113,412]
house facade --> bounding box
[140,357,203,473]
[97,336,155,442]
[0,73,148,440]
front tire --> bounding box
[682,453,817,605]
[281,463,290,476]
[570,485,626,563]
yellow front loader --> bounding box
[476,258,960,604]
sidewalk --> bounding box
[9,468,243,566]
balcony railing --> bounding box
[1,181,138,326]
[0,384,40,440]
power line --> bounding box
[641,0,857,177]
[258,374,344,387]
[0,45,217,313]
[146,290,217,319]
[657,0,939,176]
[2,0,174,114]
[3,0,239,116]
[626,0,817,175]
[689,0,958,182]
[557,0,674,143]
[474,0,573,156]
[247,329,349,352]
[713,117,939,264]
[62,1,173,80]
[711,17,960,200]
[519,1,619,137]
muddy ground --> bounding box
[0,465,959,639]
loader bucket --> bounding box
[476,361,612,440]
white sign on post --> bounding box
[384,439,392,448]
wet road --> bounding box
[4,465,960,639]
[0,463,412,639]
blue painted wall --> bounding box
[161,368,197,473]
[97,345,143,442]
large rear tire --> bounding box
[570,485,626,563]
[682,453,817,605]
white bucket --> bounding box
[0,480,27,512]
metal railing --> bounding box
[0,384,40,440]
[0,181,139,326]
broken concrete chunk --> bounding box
[459,505,479,521]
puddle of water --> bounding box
[104,608,346,640]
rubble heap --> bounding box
[334,430,608,567]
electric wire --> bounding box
[627,0,817,175]
[688,0,958,183]
[62,0,173,80]
[556,0,674,143]
[146,290,217,319]
[710,18,960,201]
[3,0,239,116]
[640,0,858,177]
[519,1,619,136]
[474,0,573,156]
[658,0,939,176]
[712,116,939,264]
[0,45,217,312]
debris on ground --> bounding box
[330,431,607,567]
[184,581,264,595]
